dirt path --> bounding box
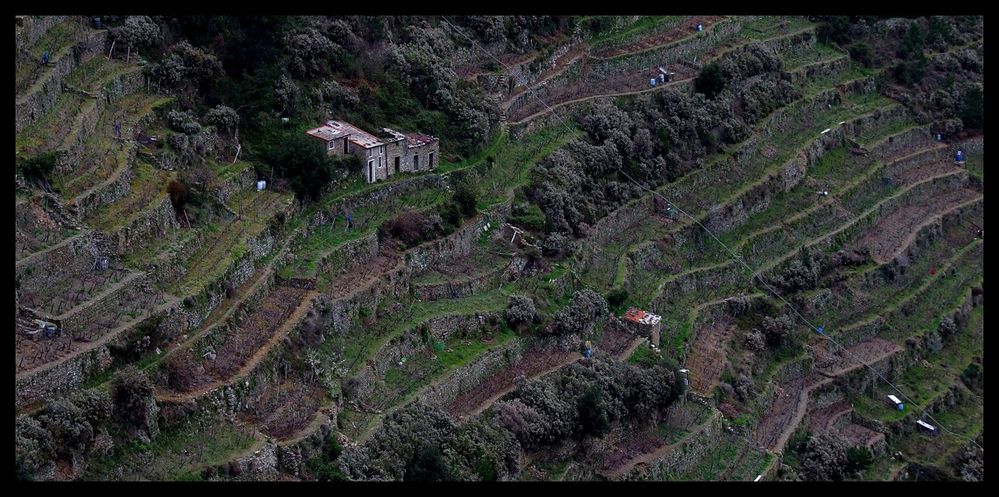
[755,168,969,277]
[507,76,692,125]
[685,316,735,395]
[754,338,903,454]
[600,410,722,480]
[15,296,179,384]
[15,228,90,269]
[155,290,318,403]
[448,350,580,420]
[854,191,980,264]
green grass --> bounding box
[736,16,814,41]
[783,42,845,71]
[437,325,517,370]
[85,161,175,231]
[965,152,983,180]
[16,18,87,94]
[83,415,259,480]
[588,16,682,49]
[173,189,292,296]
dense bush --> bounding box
[205,105,240,134]
[959,85,983,131]
[37,399,94,457]
[263,132,336,200]
[379,210,443,248]
[19,151,59,189]
[148,40,224,102]
[15,417,55,480]
[545,289,608,336]
[111,366,157,434]
[577,386,610,437]
[504,294,538,329]
[695,62,728,99]
[111,16,162,56]
[798,433,849,481]
[405,446,451,481]
[606,287,629,310]
[451,181,478,218]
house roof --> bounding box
[622,307,661,326]
[305,120,386,149]
[405,132,437,148]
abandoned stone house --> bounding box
[306,120,440,183]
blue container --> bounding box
[697,24,704,32]
[897,403,905,412]
[936,133,942,141]
[650,78,657,87]
[957,150,965,162]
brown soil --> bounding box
[447,348,578,419]
[685,316,736,395]
[853,187,980,263]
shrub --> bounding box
[577,386,610,437]
[15,417,56,480]
[695,62,727,99]
[545,289,608,336]
[405,446,451,481]
[205,105,240,135]
[504,294,537,329]
[380,210,440,248]
[960,85,983,130]
[264,132,336,201]
[19,151,59,188]
[606,287,628,310]
[849,43,874,67]
[168,179,189,216]
[37,399,94,457]
[798,434,849,481]
[452,181,478,218]
[111,366,156,432]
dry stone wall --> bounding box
[623,410,724,480]
[16,30,107,133]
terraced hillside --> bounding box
[15,15,983,482]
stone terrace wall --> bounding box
[58,272,155,337]
[57,66,146,177]
[310,174,446,230]
[15,303,174,410]
[316,231,380,278]
[703,125,844,235]
[73,155,137,220]
[104,196,179,257]
[16,29,106,133]
[419,338,522,411]
[413,265,506,301]
[15,15,68,51]
[212,166,257,206]
[789,55,851,87]
[624,410,724,480]
[350,312,501,401]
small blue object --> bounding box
[897,403,905,412]
[936,133,942,141]
[42,51,49,64]
[696,24,704,32]
[650,78,657,87]
[816,325,825,335]
[956,150,965,163]
[583,348,592,358]
[93,17,102,29]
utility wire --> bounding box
[441,16,982,451]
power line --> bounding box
[441,16,982,452]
